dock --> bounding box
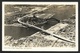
[18,18,75,43]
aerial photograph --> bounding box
[2,2,78,51]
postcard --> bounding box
[2,2,78,51]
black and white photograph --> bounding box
[2,2,78,51]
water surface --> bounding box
[5,18,59,39]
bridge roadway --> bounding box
[18,18,75,43]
